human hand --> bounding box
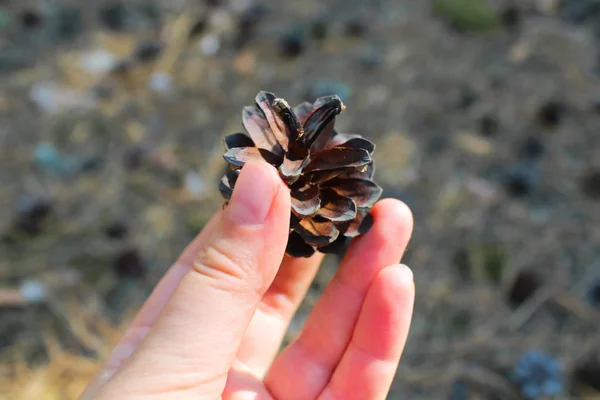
[81,160,414,400]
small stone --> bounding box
[79,49,118,75]
[14,196,53,236]
[508,269,543,307]
[537,100,564,127]
[580,169,600,199]
[104,221,128,240]
[199,34,220,56]
[98,3,131,32]
[113,248,145,278]
[519,136,545,160]
[344,17,367,37]
[20,9,43,29]
[188,17,207,39]
[501,5,521,28]
[505,163,538,197]
[456,85,478,109]
[19,280,47,303]
[585,279,600,308]
[90,82,115,100]
[279,27,305,58]
[479,114,499,136]
[124,146,145,170]
[34,143,80,176]
[148,72,173,94]
[235,4,267,48]
[29,81,95,114]
[452,248,471,280]
[574,349,600,390]
[133,41,163,62]
[512,350,564,399]
[184,170,208,199]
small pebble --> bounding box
[580,169,600,199]
[19,280,47,303]
[34,143,80,176]
[15,196,53,236]
[344,17,367,37]
[456,85,477,109]
[501,5,521,28]
[123,146,145,170]
[98,2,130,32]
[29,81,95,114]
[279,27,306,58]
[79,49,118,75]
[188,17,207,39]
[235,4,267,48]
[512,350,564,399]
[585,279,600,308]
[185,171,208,199]
[200,34,221,56]
[519,136,545,160]
[574,350,600,390]
[20,9,43,29]
[537,100,564,127]
[479,114,499,136]
[104,221,128,240]
[134,41,163,62]
[148,72,173,94]
[113,248,145,278]
[508,269,543,307]
[505,163,538,197]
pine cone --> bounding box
[219,91,382,257]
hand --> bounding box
[81,160,414,400]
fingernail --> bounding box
[227,161,278,225]
[393,263,414,283]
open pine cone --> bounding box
[219,91,382,257]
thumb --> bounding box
[96,160,290,399]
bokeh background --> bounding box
[1,0,600,398]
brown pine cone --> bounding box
[219,91,382,257]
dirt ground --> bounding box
[1,0,600,398]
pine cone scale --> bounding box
[220,91,383,257]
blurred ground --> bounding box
[1,0,600,399]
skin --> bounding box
[80,160,415,400]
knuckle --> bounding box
[192,238,259,294]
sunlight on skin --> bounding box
[81,161,414,400]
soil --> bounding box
[1,0,600,398]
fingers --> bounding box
[80,213,224,399]
[265,199,413,399]
[235,253,324,377]
[319,264,415,400]
[93,160,291,399]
